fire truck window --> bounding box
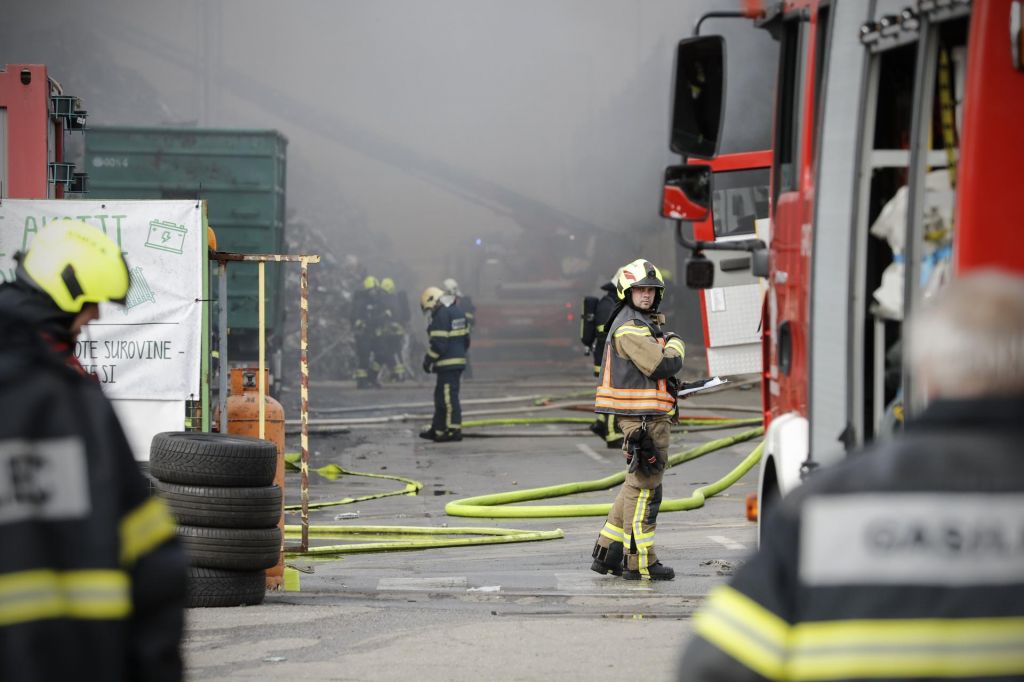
[812,5,832,159]
[778,320,792,376]
[710,168,770,238]
[773,20,805,204]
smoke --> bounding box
[1,0,777,373]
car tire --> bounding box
[155,481,282,529]
[150,432,277,487]
[186,566,266,608]
[177,525,282,571]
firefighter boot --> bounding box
[590,541,623,577]
[434,428,463,443]
[418,428,436,441]
[623,561,675,581]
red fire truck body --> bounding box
[0,63,84,201]
[668,0,1024,534]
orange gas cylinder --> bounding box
[226,367,285,590]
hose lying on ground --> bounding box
[281,423,762,555]
[283,525,564,558]
[282,452,422,510]
[445,427,763,518]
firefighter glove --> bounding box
[625,426,664,476]
[422,355,435,374]
[666,376,681,399]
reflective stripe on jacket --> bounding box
[679,396,1024,682]
[0,291,187,682]
[426,300,470,370]
[594,305,682,416]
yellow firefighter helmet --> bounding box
[615,258,665,309]
[20,219,129,313]
[420,286,445,313]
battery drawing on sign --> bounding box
[145,220,188,255]
[124,266,157,313]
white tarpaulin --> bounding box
[0,199,205,459]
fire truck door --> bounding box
[697,168,770,376]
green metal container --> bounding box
[85,127,287,362]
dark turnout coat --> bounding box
[680,396,1024,682]
[0,284,186,682]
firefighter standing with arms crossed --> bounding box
[0,220,186,681]
[590,259,684,581]
[419,285,470,442]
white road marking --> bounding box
[708,535,747,551]
[555,572,652,593]
[377,576,468,591]
[576,443,605,462]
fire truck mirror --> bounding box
[685,252,715,289]
[661,164,712,221]
[751,245,770,279]
[670,35,725,159]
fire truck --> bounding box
[663,0,1024,537]
[0,64,87,206]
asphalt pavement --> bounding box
[182,361,763,681]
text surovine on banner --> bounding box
[0,199,202,400]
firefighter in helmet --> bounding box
[378,277,410,382]
[442,277,475,379]
[590,258,685,581]
[0,219,187,680]
[351,275,388,388]
[581,269,625,448]
[419,285,470,442]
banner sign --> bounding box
[0,199,203,401]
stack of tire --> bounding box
[150,432,282,608]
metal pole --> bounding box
[218,261,228,431]
[258,261,266,439]
[300,259,311,552]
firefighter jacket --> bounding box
[0,288,187,682]
[591,284,620,376]
[457,295,476,330]
[594,305,684,416]
[426,300,470,371]
[351,286,390,336]
[680,395,1024,682]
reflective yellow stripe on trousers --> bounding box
[0,569,131,626]
[695,585,1024,681]
[600,522,625,543]
[632,488,653,575]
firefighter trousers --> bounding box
[430,368,463,435]
[354,332,378,384]
[594,416,670,573]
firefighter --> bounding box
[589,259,684,581]
[379,277,409,382]
[582,271,625,448]
[679,270,1024,681]
[443,278,475,379]
[419,285,470,442]
[442,278,475,328]
[0,220,186,681]
[351,275,387,388]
